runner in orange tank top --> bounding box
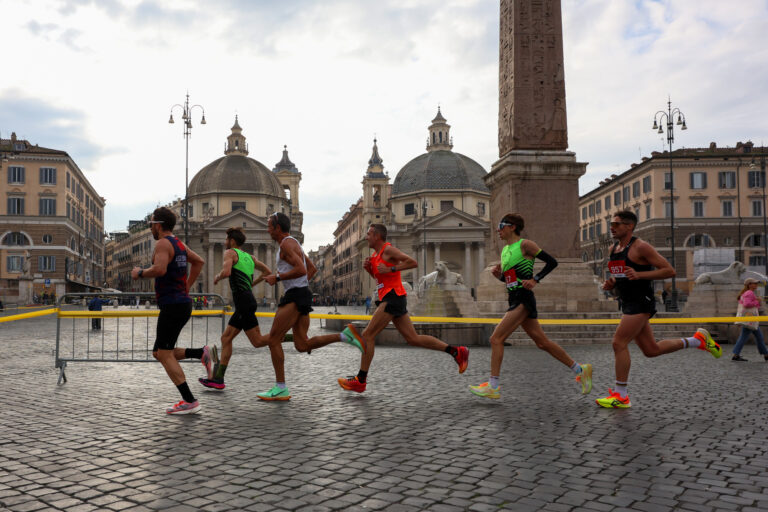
[337,223,469,393]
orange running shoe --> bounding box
[338,376,366,393]
[454,346,469,373]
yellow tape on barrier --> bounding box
[0,308,58,323]
[56,309,227,318]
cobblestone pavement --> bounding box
[2,311,767,512]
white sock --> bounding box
[489,376,500,388]
[339,331,350,343]
[276,382,286,389]
[614,382,628,398]
[570,362,583,374]
[682,337,700,349]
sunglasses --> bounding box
[498,222,515,230]
[148,220,164,226]
[609,221,631,228]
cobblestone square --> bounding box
[2,311,767,511]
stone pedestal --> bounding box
[18,277,34,305]
[411,285,480,318]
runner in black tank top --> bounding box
[596,211,722,409]
[608,236,656,316]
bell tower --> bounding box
[362,138,390,226]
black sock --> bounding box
[177,381,195,403]
[356,370,368,383]
[185,348,204,359]
[445,346,458,357]
[215,364,227,380]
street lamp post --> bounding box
[652,97,687,312]
[750,155,768,278]
[168,93,206,245]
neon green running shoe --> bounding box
[595,388,631,408]
[341,324,365,353]
[469,382,500,399]
[257,385,291,401]
[694,328,722,358]
[576,363,593,394]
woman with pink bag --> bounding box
[732,277,768,362]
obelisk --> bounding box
[478,0,611,313]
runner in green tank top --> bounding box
[201,227,272,390]
[469,213,593,399]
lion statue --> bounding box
[417,260,465,297]
[695,261,766,285]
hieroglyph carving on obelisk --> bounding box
[498,0,568,156]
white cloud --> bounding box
[1,0,767,252]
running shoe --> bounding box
[693,328,722,358]
[341,324,365,353]
[338,376,366,393]
[201,346,214,379]
[595,389,630,408]
[210,344,220,364]
[575,363,593,394]
[166,400,201,414]
[257,385,291,401]
[199,377,226,390]
[454,346,469,373]
[469,382,500,399]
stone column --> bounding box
[478,243,485,278]
[434,242,441,263]
[464,242,472,290]
[266,244,274,305]
[207,244,214,292]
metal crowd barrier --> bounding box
[55,292,227,384]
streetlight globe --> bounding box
[657,126,663,134]
[168,114,174,124]
[652,120,658,130]
[200,115,207,125]
[676,115,683,125]
[681,121,687,130]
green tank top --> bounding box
[229,248,255,296]
[500,239,534,290]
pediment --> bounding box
[206,209,269,230]
[423,207,488,229]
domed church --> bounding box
[185,117,303,301]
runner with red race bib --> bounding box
[596,210,722,409]
[469,213,593,399]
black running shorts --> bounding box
[507,288,538,319]
[229,292,259,331]
[376,289,408,318]
[153,302,193,351]
[619,296,657,317]
[278,286,314,316]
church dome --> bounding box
[392,150,488,196]
[188,116,285,198]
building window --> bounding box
[642,176,651,193]
[632,181,640,198]
[686,234,711,247]
[6,255,23,273]
[582,206,587,220]
[40,198,56,216]
[690,172,707,189]
[582,228,588,241]
[42,234,52,244]
[752,200,763,217]
[748,234,765,247]
[718,171,736,189]
[38,256,56,272]
[589,226,594,240]
[722,200,733,217]
[2,232,27,246]
[748,170,765,188]
[614,190,621,206]
[231,201,246,211]
[404,203,415,215]
[645,204,651,220]
[604,196,611,210]
[440,200,454,212]
[7,166,25,184]
[634,207,640,219]
[596,222,602,237]
[750,255,766,266]
[664,172,673,190]
[40,167,56,185]
[477,202,485,216]
[595,200,601,214]
[664,201,675,218]
[582,252,588,262]
[623,186,630,202]
[66,172,70,188]
[724,236,734,245]
[7,197,24,215]
[693,200,705,217]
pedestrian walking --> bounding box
[732,277,768,361]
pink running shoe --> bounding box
[199,377,225,390]
[201,346,213,380]
[166,400,201,415]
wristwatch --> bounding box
[138,269,144,278]
[275,273,281,282]
[533,275,540,283]
[390,266,397,273]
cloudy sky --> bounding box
[2,0,767,251]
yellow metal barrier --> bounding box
[0,308,58,323]
[58,309,227,319]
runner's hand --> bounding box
[491,264,502,278]
[625,267,638,280]
[602,277,616,290]
[264,274,277,286]
[522,278,536,290]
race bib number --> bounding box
[376,283,384,290]
[503,268,520,289]
[608,260,626,278]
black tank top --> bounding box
[608,237,654,303]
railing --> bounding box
[54,292,227,385]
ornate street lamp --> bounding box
[652,97,687,312]
[168,93,206,245]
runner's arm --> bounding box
[265,239,306,284]
[521,239,558,283]
[628,242,675,281]
[251,258,271,287]
[185,246,205,293]
[377,245,417,273]
[305,256,317,280]
[132,238,172,279]
[214,249,236,285]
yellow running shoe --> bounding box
[469,382,500,399]
[595,388,631,408]
[575,363,593,394]
[694,328,722,358]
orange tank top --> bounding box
[370,242,406,300]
